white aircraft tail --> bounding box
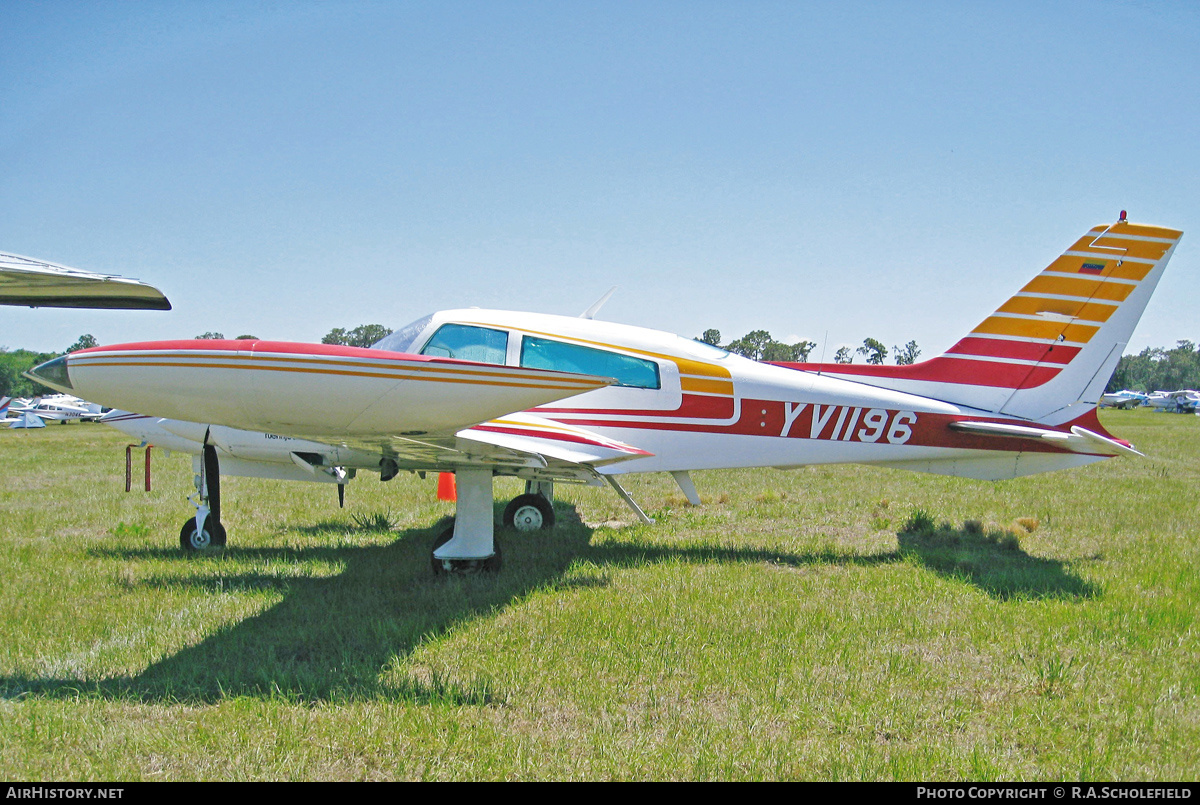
[782,215,1183,425]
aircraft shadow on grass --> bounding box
[1,504,1097,705]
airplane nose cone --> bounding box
[25,355,74,392]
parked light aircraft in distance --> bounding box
[1146,389,1200,413]
[0,252,170,310]
[29,215,1183,573]
[1099,389,1149,409]
[8,394,104,423]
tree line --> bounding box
[699,329,921,366]
[1106,341,1200,393]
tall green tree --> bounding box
[724,330,774,361]
[0,349,59,397]
[856,338,888,365]
[322,324,394,349]
[66,334,98,353]
[893,340,921,365]
[761,340,817,362]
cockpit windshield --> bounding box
[372,314,432,353]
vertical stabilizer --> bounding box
[772,216,1183,424]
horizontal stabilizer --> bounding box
[947,419,1140,457]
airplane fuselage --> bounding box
[26,215,1180,563]
[374,308,1114,481]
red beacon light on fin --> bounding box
[1119,210,1127,222]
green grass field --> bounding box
[1,409,1197,780]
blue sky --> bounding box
[2,1,1197,360]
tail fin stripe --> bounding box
[1063,250,1156,266]
[1023,275,1137,302]
[1047,257,1154,281]
[946,338,1080,364]
[972,317,1099,343]
[1091,226,1181,242]
[1014,290,1125,304]
[997,297,1119,322]
[1089,239,1174,259]
[941,353,1046,367]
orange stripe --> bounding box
[1112,223,1182,240]
[997,296,1118,323]
[1089,236,1174,261]
[680,376,734,395]
[674,359,733,379]
[1066,234,1106,252]
[972,316,1100,343]
[1020,274,1137,302]
[1044,256,1154,281]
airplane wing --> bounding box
[104,408,653,488]
[324,413,654,485]
[29,340,634,484]
[0,252,171,310]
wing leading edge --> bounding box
[0,253,171,310]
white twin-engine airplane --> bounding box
[28,215,1183,573]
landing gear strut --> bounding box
[430,467,500,575]
[180,441,226,551]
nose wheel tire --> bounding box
[430,524,502,575]
[180,516,227,551]
[502,494,555,531]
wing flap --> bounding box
[459,413,654,468]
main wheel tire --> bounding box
[179,515,227,551]
[430,523,502,575]
[502,494,555,531]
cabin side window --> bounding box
[520,336,661,389]
[419,323,508,365]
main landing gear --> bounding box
[431,477,556,575]
[180,441,226,551]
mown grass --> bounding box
[0,409,1197,780]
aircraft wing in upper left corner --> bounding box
[0,252,171,310]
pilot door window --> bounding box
[419,323,508,365]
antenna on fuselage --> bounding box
[580,286,618,319]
